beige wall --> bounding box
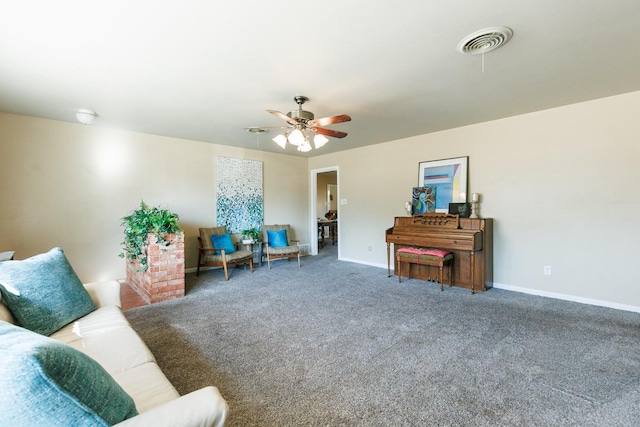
[0,113,308,282]
[3,90,640,310]
[310,90,640,310]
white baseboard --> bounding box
[492,282,640,313]
[339,257,389,270]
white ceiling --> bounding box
[2,1,640,157]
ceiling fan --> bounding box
[248,96,351,152]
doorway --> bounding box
[310,167,339,257]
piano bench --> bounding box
[396,247,454,291]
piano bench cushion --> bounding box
[397,248,453,266]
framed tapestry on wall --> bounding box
[216,157,263,233]
[418,156,468,212]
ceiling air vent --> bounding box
[457,27,513,55]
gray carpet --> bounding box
[125,246,640,426]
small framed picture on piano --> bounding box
[449,202,471,218]
[412,186,436,214]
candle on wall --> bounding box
[471,193,479,202]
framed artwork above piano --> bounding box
[385,213,493,293]
[418,156,468,213]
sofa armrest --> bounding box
[83,280,122,309]
[114,386,228,427]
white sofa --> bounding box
[0,279,228,427]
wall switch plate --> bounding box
[340,198,347,205]
[544,266,552,275]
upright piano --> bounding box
[385,213,493,292]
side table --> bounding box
[252,242,262,267]
[242,241,262,267]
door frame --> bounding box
[310,166,339,256]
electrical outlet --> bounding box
[340,198,347,205]
[544,266,552,275]
[368,246,373,252]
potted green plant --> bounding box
[241,227,262,244]
[119,200,182,272]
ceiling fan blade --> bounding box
[312,127,348,139]
[308,114,351,127]
[267,110,298,126]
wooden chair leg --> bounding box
[439,265,444,291]
[249,257,254,273]
[397,257,402,283]
[223,262,229,280]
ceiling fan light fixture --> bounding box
[298,141,312,153]
[273,134,287,149]
[262,95,351,152]
[314,134,329,149]
[288,129,305,146]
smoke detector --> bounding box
[76,109,96,125]
[457,27,513,55]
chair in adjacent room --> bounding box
[262,224,301,269]
[197,227,253,279]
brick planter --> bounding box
[126,232,185,304]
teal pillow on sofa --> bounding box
[267,229,289,248]
[211,233,236,255]
[0,321,138,427]
[0,247,97,336]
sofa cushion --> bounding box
[211,233,236,255]
[49,306,132,345]
[61,326,157,375]
[112,362,180,413]
[0,321,138,427]
[0,295,15,324]
[267,229,289,248]
[0,247,96,336]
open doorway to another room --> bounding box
[310,168,338,258]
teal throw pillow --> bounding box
[267,229,289,248]
[211,233,236,255]
[0,247,97,336]
[0,321,138,427]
